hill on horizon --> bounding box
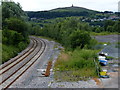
[49,6,98,13]
[26,6,99,19]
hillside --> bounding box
[26,6,98,19]
[50,6,98,13]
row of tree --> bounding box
[27,11,94,19]
[2,2,30,46]
[31,17,95,49]
[92,20,120,33]
[31,16,120,50]
[1,1,33,63]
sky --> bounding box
[13,0,119,12]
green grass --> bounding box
[2,44,20,64]
[54,68,98,82]
[106,56,114,60]
[90,32,119,36]
[2,43,28,64]
[54,49,99,81]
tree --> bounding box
[104,20,115,31]
[70,30,91,49]
[4,18,29,37]
[113,21,120,33]
[106,26,113,32]
[2,30,24,45]
[95,27,101,33]
[2,2,27,21]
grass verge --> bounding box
[54,49,100,81]
[2,43,28,64]
[90,32,119,36]
[34,35,59,42]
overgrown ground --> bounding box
[2,42,29,64]
[54,49,101,81]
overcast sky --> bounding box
[13,0,119,12]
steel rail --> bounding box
[0,38,37,75]
[1,38,46,89]
[0,38,35,70]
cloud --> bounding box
[118,1,120,12]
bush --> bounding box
[2,30,24,46]
[2,42,28,64]
[2,44,19,63]
[84,39,98,49]
[18,41,27,50]
[4,18,29,37]
[70,30,91,49]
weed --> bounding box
[2,43,28,64]
[54,49,99,81]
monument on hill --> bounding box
[72,4,74,7]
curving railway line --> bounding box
[0,36,46,89]
[0,38,35,70]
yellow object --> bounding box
[100,71,107,76]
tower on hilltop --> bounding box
[72,4,74,7]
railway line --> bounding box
[0,36,46,89]
[0,38,37,75]
[0,37,35,70]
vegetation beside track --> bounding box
[54,49,100,81]
[1,2,30,64]
[2,44,28,64]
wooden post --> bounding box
[43,61,52,77]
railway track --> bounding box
[0,37,35,70]
[0,38,37,75]
[0,37,46,89]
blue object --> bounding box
[99,60,108,66]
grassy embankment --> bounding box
[2,43,29,64]
[54,49,101,81]
[2,30,29,64]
